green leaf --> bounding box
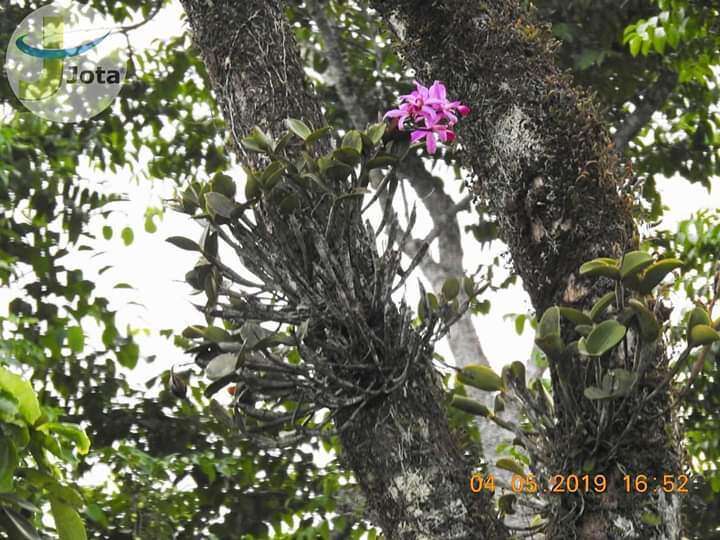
[537,306,561,338]
[0,389,19,419]
[458,365,504,392]
[579,258,619,279]
[120,227,134,246]
[0,367,40,425]
[205,353,238,381]
[205,192,236,219]
[0,438,18,491]
[450,395,492,417]
[535,306,564,358]
[417,297,427,322]
[601,368,635,397]
[653,27,667,54]
[37,423,91,455]
[641,511,662,527]
[278,194,300,214]
[442,277,460,300]
[242,127,274,153]
[574,324,593,336]
[629,35,642,56]
[559,307,593,326]
[305,126,331,146]
[66,326,84,353]
[589,292,615,321]
[366,154,397,169]
[211,173,236,199]
[182,325,206,339]
[627,299,660,342]
[638,258,683,294]
[203,326,232,342]
[366,122,386,145]
[116,341,139,369]
[101,225,112,240]
[85,503,108,528]
[259,161,286,190]
[333,147,361,166]
[245,174,261,200]
[578,320,626,356]
[341,130,363,154]
[166,236,201,252]
[144,214,157,233]
[285,118,312,140]
[583,386,611,400]
[689,324,720,347]
[509,361,526,388]
[463,276,475,297]
[619,251,653,280]
[496,458,525,476]
[687,307,711,340]
[50,497,87,540]
[494,394,506,414]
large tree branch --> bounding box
[179,1,507,537]
[369,1,683,538]
[613,69,678,154]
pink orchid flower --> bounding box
[384,80,470,154]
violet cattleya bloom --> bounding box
[384,80,470,154]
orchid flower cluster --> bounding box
[384,80,470,154]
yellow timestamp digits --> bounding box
[623,474,689,494]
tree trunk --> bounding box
[179,1,507,537]
[369,1,684,538]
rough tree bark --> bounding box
[368,0,684,538]
[179,1,507,538]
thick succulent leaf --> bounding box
[205,192,236,218]
[205,353,238,381]
[450,395,492,417]
[689,324,720,347]
[442,277,460,300]
[579,258,619,279]
[583,386,612,400]
[578,320,626,356]
[458,365,504,392]
[619,250,653,279]
[285,118,311,140]
[637,258,684,294]
[589,292,615,321]
[559,307,593,326]
[627,298,661,342]
[601,368,635,397]
[166,236,201,252]
[495,458,525,476]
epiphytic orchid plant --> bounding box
[384,80,470,154]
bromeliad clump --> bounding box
[384,80,470,154]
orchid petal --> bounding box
[410,130,427,143]
[426,132,437,154]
